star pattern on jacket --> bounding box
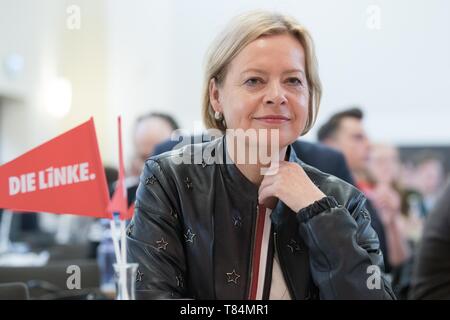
[126,223,134,237]
[184,177,193,190]
[287,239,301,253]
[184,228,196,243]
[136,269,144,282]
[145,175,157,185]
[156,237,168,251]
[226,269,240,285]
[176,274,184,288]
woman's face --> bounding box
[210,33,309,151]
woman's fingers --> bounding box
[258,160,325,212]
[258,182,277,205]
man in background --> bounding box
[413,153,447,217]
[317,107,410,273]
[126,112,179,205]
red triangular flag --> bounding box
[107,116,131,220]
[127,203,135,220]
[0,118,110,218]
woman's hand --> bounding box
[258,161,326,212]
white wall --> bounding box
[107,0,450,166]
[1,0,449,167]
[0,0,62,163]
[0,0,110,164]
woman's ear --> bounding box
[209,78,222,113]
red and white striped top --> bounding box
[248,205,292,300]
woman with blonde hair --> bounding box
[128,11,395,300]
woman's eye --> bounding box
[286,77,302,86]
[244,78,263,86]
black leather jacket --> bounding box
[127,136,395,300]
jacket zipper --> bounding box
[273,230,296,299]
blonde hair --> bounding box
[202,10,322,135]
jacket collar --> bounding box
[215,135,259,202]
[212,135,301,207]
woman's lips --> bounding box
[253,115,291,124]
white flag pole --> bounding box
[109,218,122,265]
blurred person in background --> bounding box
[368,144,423,244]
[367,143,423,299]
[410,181,450,299]
[318,108,409,275]
[317,108,370,185]
[126,112,179,205]
[413,153,447,218]
[129,112,179,178]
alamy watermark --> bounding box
[168,122,282,175]
[366,4,381,30]
[66,5,81,30]
[66,264,81,290]
[366,265,381,290]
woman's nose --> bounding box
[263,81,287,106]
